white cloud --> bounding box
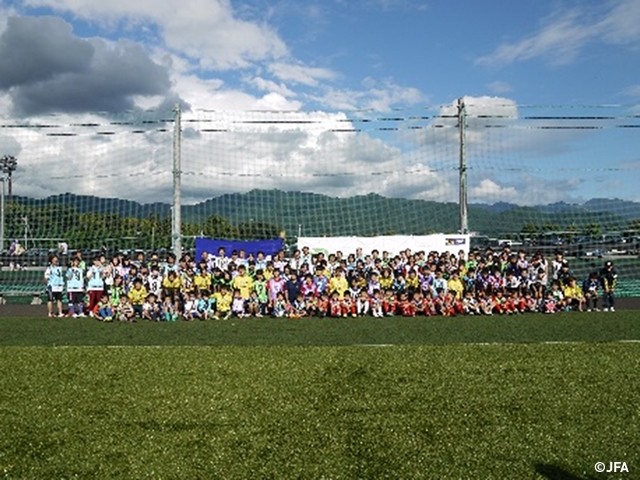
[23,0,288,70]
[622,84,640,97]
[268,62,338,87]
[246,76,297,98]
[476,0,640,67]
[471,179,517,203]
[6,112,173,201]
[469,176,588,206]
[169,73,303,112]
[313,78,425,112]
[598,0,640,45]
[5,109,404,203]
[476,11,590,67]
[4,93,632,209]
[487,81,513,94]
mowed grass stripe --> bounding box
[0,344,638,479]
[0,311,639,346]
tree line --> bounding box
[3,202,281,251]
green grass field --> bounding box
[1,313,638,479]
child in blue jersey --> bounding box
[162,296,179,322]
[66,256,85,317]
[45,254,65,317]
[197,290,215,320]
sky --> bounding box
[0,0,639,206]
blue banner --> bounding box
[195,237,284,262]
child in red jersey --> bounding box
[422,292,437,317]
[316,292,329,317]
[503,291,517,315]
[399,293,416,317]
[382,289,397,316]
[448,291,464,316]
[412,291,426,316]
[329,291,342,317]
[341,294,356,317]
[492,290,506,315]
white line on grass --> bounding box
[350,340,640,347]
[52,340,640,348]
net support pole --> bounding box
[0,175,5,252]
[457,98,468,234]
[172,104,183,259]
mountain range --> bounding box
[11,190,640,237]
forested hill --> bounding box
[10,190,640,238]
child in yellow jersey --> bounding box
[406,269,420,295]
[232,265,254,300]
[263,262,275,281]
[128,278,147,317]
[194,265,211,293]
[563,277,585,312]
[379,268,394,291]
[162,270,182,302]
[329,267,349,299]
[446,271,464,300]
[213,285,232,320]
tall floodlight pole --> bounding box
[1,155,17,202]
[172,105,183,259]
[457,98,468,234]
[0,174,5,252]
[0,155,17,251]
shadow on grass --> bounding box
[534,463,598,480]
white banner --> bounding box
[297,234,470,258]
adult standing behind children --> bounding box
[66,256,86,317]
[45,254,64,317]
[600,261,618,312]
[86,256,105,315]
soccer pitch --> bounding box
[0,313,638,478]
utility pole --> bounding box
[172,105,182,259]
[457,98,468,234]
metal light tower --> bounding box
[0,155,17,251]
[1,155,17,201]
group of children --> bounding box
[43,245,619,321]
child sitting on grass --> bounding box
[290,292,307,318]
[94,294,114,322]
[162,296,179,322]
[183,292,200,321]
[198,291,215,320]
[272,292,289,318]
[116,295,136,322]
[213,285,232,320]
[231,289,247,318]
[142,293,161,321]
